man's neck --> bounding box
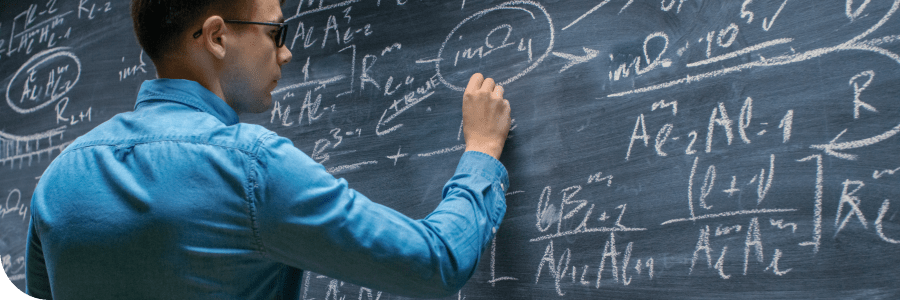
[155,58,227,105]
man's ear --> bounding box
[201,16,228,59]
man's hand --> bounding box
[462,73,511,160]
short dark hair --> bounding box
[131,0,286,61]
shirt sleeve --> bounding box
[252,134,508,298]
[25,213,52,299]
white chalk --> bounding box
[762,0,790,31]
[738,97,753,144]
[690,225,712,274]
[779,110,793,143]
[596,233,620,288]
[562,0,612,31]
[743,217,763,275]
[655,124,674,157]
[769,219,797,233]
[699,164,716,210]
[706,103,734,153]
[756,155,775,205]
[797,155,823,253]
[873,166,900,179]
[662,208,797,225]
[626,114,649,161]
[651,100,678,115]
[849,70,877,119]
[608,0,900,98]
[834,180,869,237]
[715,246,731,279]
[846,0,873,21]
[764,249,792,275]
[875,200,900,244]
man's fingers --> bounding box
[492,85,504,99]
[466,73,484,92]
[480,77,496,93]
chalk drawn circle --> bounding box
[436,0,555,92]
[6,47,82,114]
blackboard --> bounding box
[2,0,900,298]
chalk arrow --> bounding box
[552,47,599,73]
[810,123,900,160]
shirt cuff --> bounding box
[456,150,509,225]
[457,151,509,189]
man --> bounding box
[25,0,512,299]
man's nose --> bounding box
[278,46,292,66]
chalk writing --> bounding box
[761,0,790,31]
[779,110,793,143]
[587,171,613,186]
[716,224,742,236]
[651,99,677,115]
[536,233,654,295]
[763,248,791,275]
[875,200,899,244]
[327,160,377,174]
[743,217,763,274]
[533,184,645,242]
[6,47,81,114]
[270,89,337,127]
[376,73,441,136]
[608,0,900,97]
[535,240,571,295]
[849,70,877,119]
[625,114,647,161]
[687,38,793,67]
[846,0,873,22]
[77,0,113,20]
[769,219,797,233]
[1,189,28,222]
[118,50,148,81]
[660,0,686,14]
[0,126,71,168]
[1,255,25,281]
[290,0,362,21]
[873,166,900,179]
[562,0,612,31]
[551,47,598,73]
[358,287,382,300]
[55,97,91,126]
[798,155,823,252]
[436,1,555,91]
[6,4,73,57]
[416,144,465,158]
[635,32,672,75]
[834,180,868,237]
[488,235,518,286]
[386,146,408,166]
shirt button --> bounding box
[500,183,505,191]
[492,227,497,234]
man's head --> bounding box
[131,0,292,113]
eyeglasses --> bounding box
[192,20,289,48]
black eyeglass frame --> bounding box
[192,20,289,48]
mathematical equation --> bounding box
[277,0,900,298]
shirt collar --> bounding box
[135,79,240,126]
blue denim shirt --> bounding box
[25,79,508,300]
